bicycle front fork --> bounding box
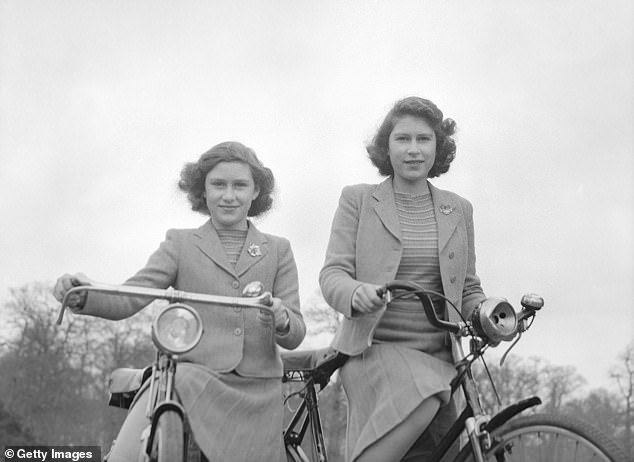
[465,416,491,462]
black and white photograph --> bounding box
[1,1,632,461]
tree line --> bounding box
[0,283,631,460]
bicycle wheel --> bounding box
[150,409,185,462]
[456,413,628,462]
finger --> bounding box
[68,293,81,307]
[367,286,383,303]
[359,296,382,313]
[257,309,273,322]
[53,280,61,300]
[361,288,381,306]
[72,272,90,286]
[351,293,365,313]
[355,298,373,314]
[62,275,76,292]
[53,278,69,302]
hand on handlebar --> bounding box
[257,297,290,332]
[352,283,385,314]
[53,272,91,311]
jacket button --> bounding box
[449,252,455,259]
[234,328,242,336]
[232,281,239,289]
[450,276,456,283]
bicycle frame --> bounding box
[426,335,541,462]
[284,375,328,462]
[283,348,349,462]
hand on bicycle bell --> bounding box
[352,283,385,314]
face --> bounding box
[388,115,437,188]
[204,161,260,230]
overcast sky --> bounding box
[1,0,632,389]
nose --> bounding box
[221,187,237,202]
[407,141,420,155]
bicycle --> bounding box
[282,280,628,462]
[57,280,275,462]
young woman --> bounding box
[54,141,306,462]
[320,97,487,461]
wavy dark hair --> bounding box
[178,141,275,217]
[367,96,457,178]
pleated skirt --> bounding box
[106,362,285,462]
[340,343,455,462]
[175,363,286,462]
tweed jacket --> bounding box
[81,220,306,378]
[319,178,486,356]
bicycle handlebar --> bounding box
[378,280,543,343]
[378,280,462,334]
[56,281,274,325]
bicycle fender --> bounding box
[485,396,541,432]
[145,400,186,455]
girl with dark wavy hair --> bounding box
[54,141,305,462]
[320,97,487,461]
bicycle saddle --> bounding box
[281,347,349,388]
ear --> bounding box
[252,185,260,201]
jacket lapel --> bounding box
[429,182,462,252]
[372,178,402,242]
[194,220,237,276]
[235,222,268,277]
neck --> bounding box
[391,176,429,195]
[211,217,249,231]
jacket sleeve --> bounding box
[460,198,486,318]
[272,237,306,349]
[80,230,180,320]
[319,186,364,318]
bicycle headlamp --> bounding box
[152,303,203,355]
[471,297,517,345]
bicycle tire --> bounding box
[455,413,628,462]
[150,409,185,462]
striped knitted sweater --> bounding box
[216,228,248,267]
[373,191,448,355]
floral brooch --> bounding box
[247,243,262,257]
[439,204,455,215]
